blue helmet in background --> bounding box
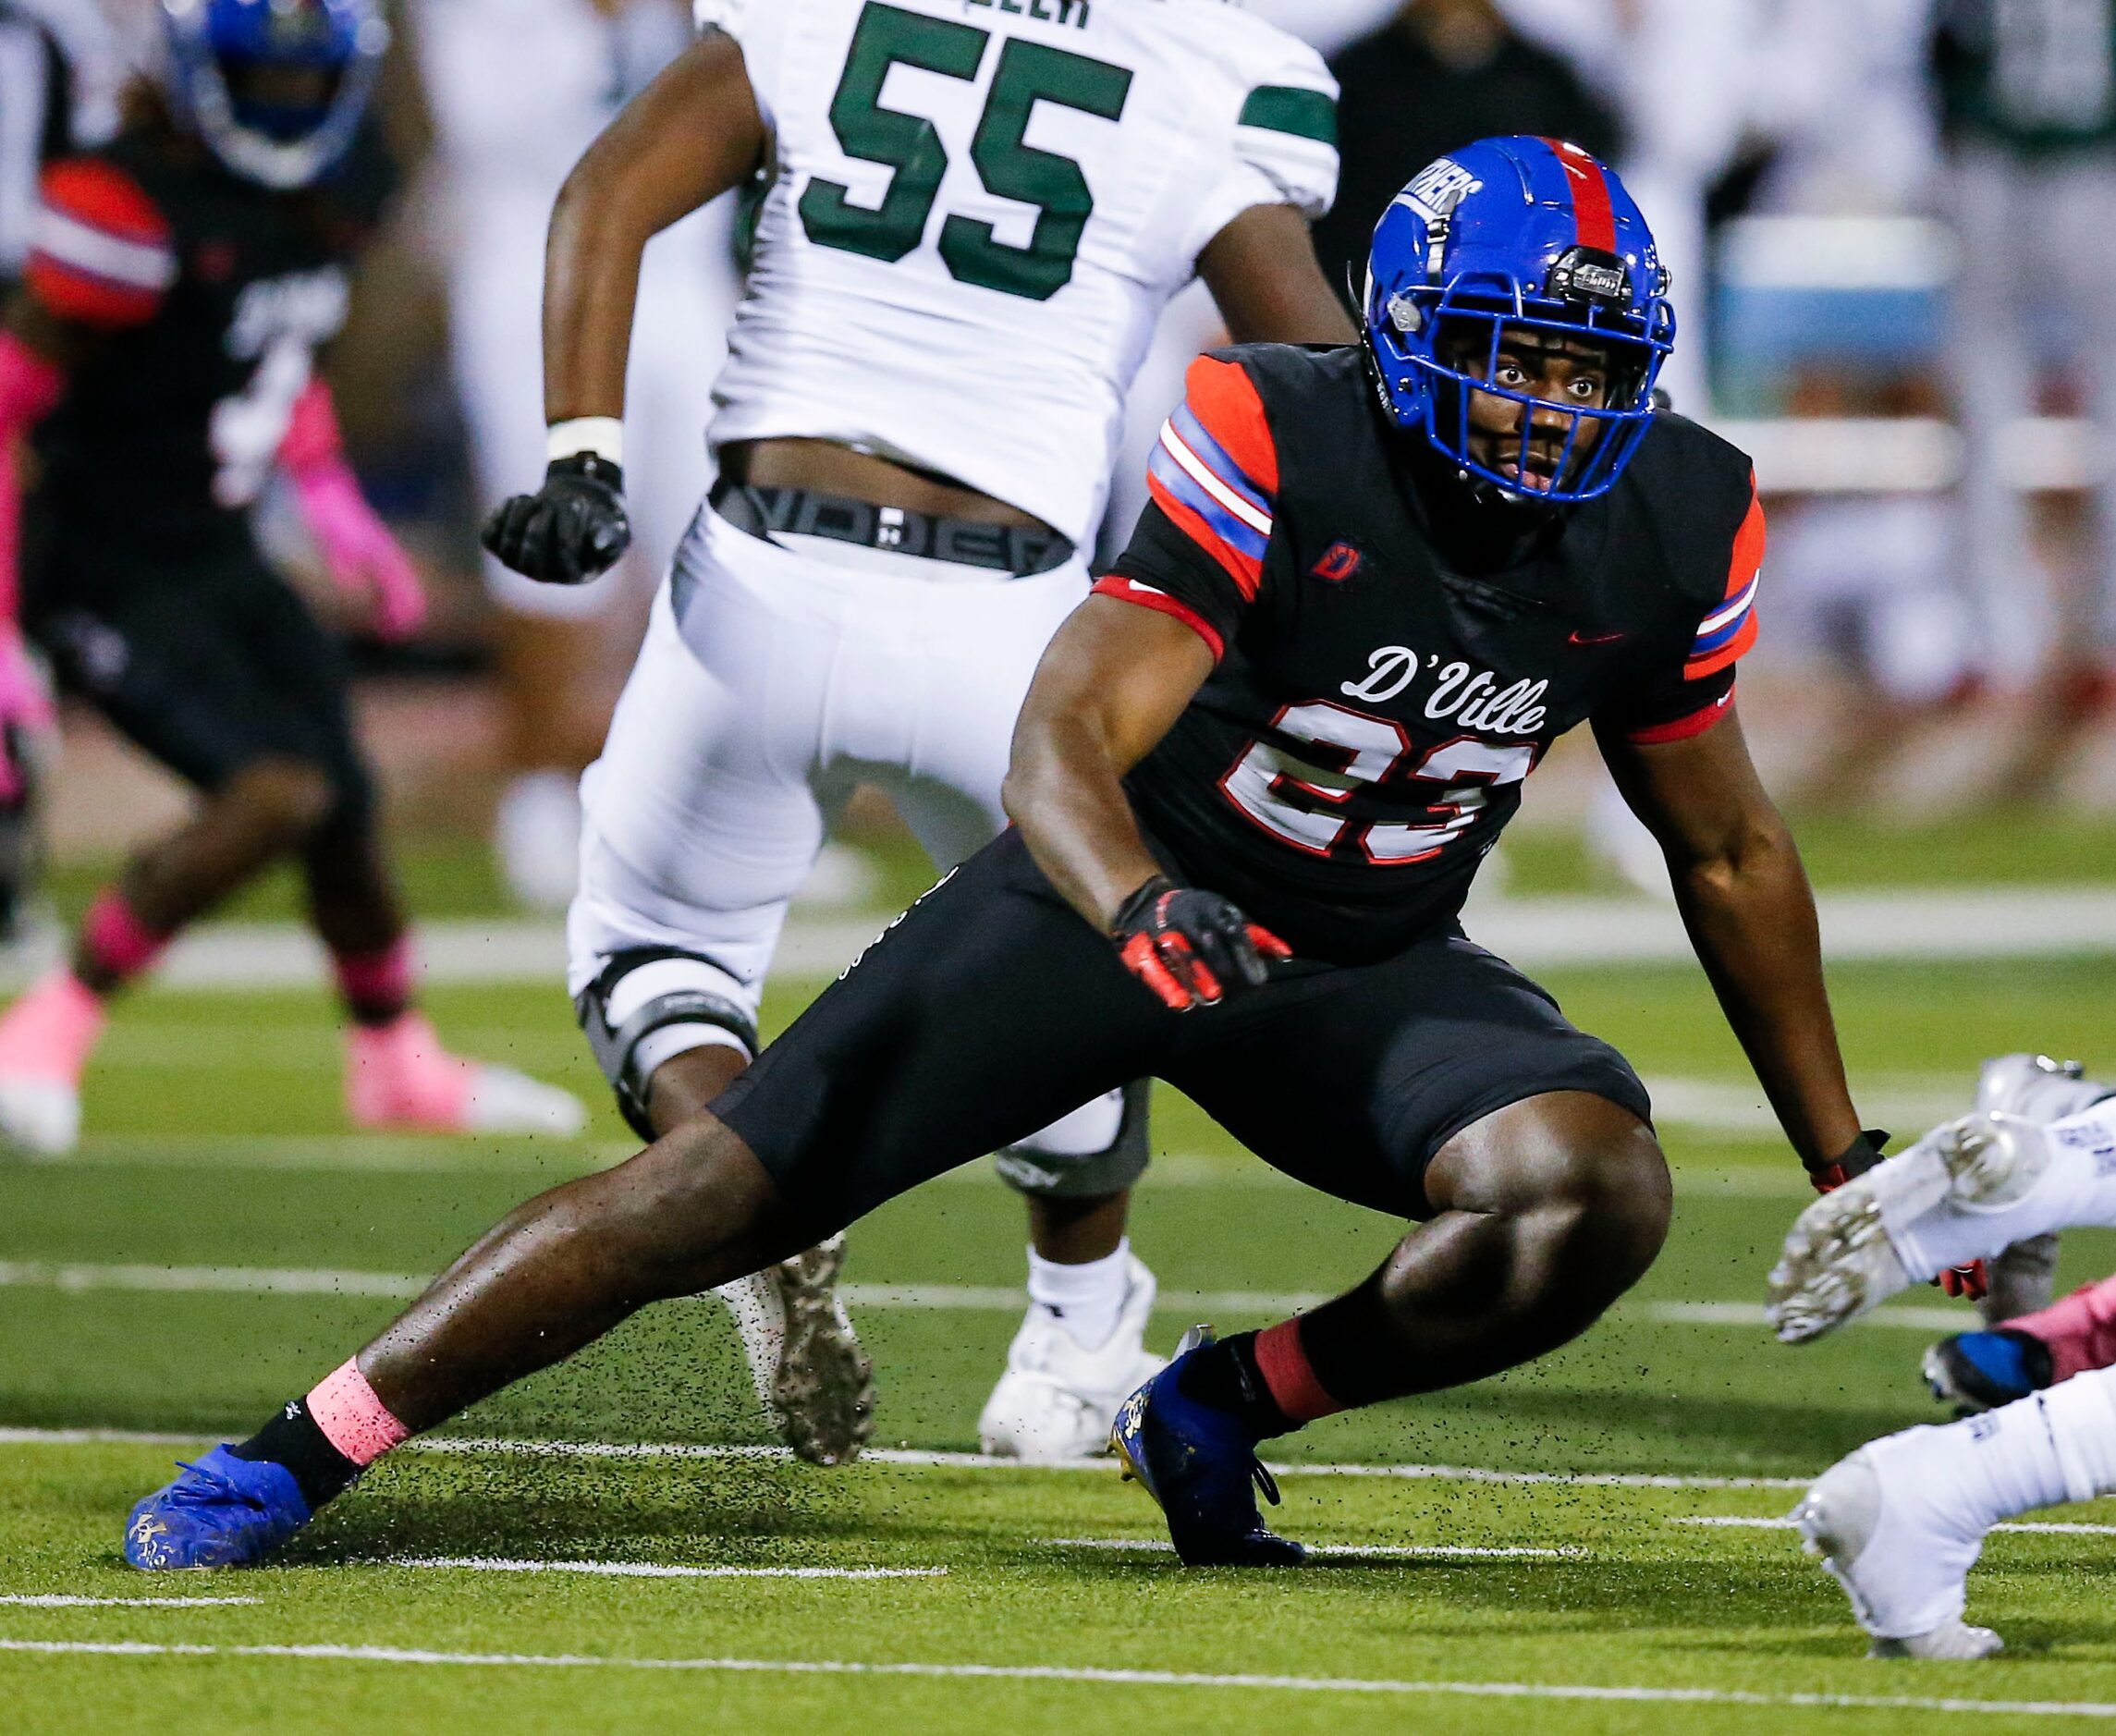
[161,0,387,189]
[1364,136,1675,505]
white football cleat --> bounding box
[979,1253,1165,1461]
[463,1065,590,1137]
[1768,1112,2059,1344]
[0,1074,80,1155]
[1792,1437,2003,1659]
[1972,1056,2109,1323]
[716,1234,875,1466]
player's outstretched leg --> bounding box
[1792,1363,2116,1657]
[0,761,333,1154]
[1114,1092,1670,1565]
[1972,1054,2112,1325]
[126,1109,804,1568]
[304,818,585,1138]
[1768,1101,2116,1343]
[1926,1269,2116,1413]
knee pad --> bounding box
[575,947,759,1142]
[994,1079,1151,1200]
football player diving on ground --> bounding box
[125,137,1881,1571]
[0,0,585,1151]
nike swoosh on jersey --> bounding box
[1567,629,1626,645]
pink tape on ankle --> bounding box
[333,937,413,1010]
[1254,1319,1345,1424]
[80,891,169,983]
[306,1359,410,1466]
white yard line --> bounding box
[0,1595,256,1608]
[0,1260,1979,1333]
[1674,1517,2116,1537]
[381,1558,941,1581]
[6,885,2115,997]
[0,1425,1810,1489]
[1046,1538,1583,1560]
[1,1637,2112,1716]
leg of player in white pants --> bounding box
[1766,1095,2116,1655]
[569,504,1163,1462]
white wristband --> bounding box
[546,417,624,468]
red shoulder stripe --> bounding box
[1725,474,1766,599]
[1182,356,1278,496]
[30,160,175,330]
[1629,683,1735,745]
[1683,614,1757,682]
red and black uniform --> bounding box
[711,344,1762,1232]
[18,125,384,808]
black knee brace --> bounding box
[576,947,759,1142]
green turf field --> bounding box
[6,958,2116,1731]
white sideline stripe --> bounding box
[0,1262,1978,1333]
[0,1595,257,1608]
[384,1557,941,1581]
[1674,1516,2116,1537]
[1046,1537,1583,1560]
[2,1638,2113,1716]
[7,884,2116,995]
[0,1426,1810,1488]
[1157,421,1272,534]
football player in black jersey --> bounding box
[122,138,1896,1571]
[0,0,583,1154]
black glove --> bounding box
[1806,1129,1889,1195]
[480,453,631,584]
[1108,874,1291,1011]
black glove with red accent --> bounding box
[1109,875,1291,1012]
[1807,1129,1988,1301]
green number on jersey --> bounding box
[797,4,986,263]
[941,40,1132,301]
[798,2,1132,300]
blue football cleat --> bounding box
[124,1446,310,1570]
[1111,1326,1306,1567]
[1922,1329,2051,1415]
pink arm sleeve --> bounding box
[0,330,68,626]
[277,375,343,478]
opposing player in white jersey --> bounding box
[483,0,1351,1462]
[1767,1069,2116,1658]
[408,0,740,911]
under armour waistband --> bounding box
[708,478,1073,577]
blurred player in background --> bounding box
[1770,1063,2116,1659]
[1932,0,2116,718]
[0,0,585,1154]
[480,0,1350,1463]
[408,0,737,911]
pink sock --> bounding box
[306,1358,410,1466]
[79,890,169,986]
[1253,1319,1348,1425]
[2011,1274,2116,1384]
[332,936,414,1025]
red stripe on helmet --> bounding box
[1542,138,1617,253]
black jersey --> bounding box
[1099,343,1761,964]
[22,127,370,563]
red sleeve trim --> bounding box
[1092,574,1226,662]
[1628,682,1735,746]
[1183,355,1279,495]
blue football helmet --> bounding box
[161,0,386,189]
[1364,136,1675,505]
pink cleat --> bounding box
[0,969,105,1154]
[345,1011,586,1137]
